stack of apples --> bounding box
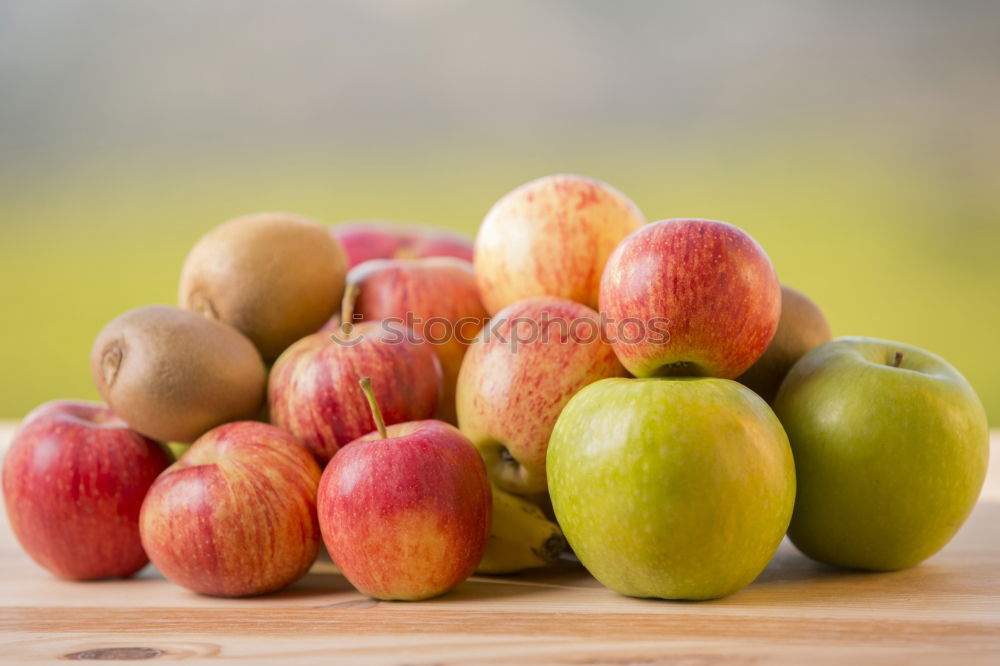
[2,175,990,602]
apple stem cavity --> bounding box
[359,376,388,439]
[499,446,517,465]
[340,283,360,336]
[891,351,904,368]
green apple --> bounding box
[774,336,989,571]
[547,377,795,600]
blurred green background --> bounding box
[1,2,998,423]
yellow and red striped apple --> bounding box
[139,421,321,597]
[268,322,442,464]
[600,218,781,379]
[348,257,488,424]
[456,297,625,495]
[3,400,172,580]
[318,379,490,601]
[474,174,645,315]
[331,221,474,268]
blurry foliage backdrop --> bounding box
[1,1,999,422]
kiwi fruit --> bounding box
[737,285,832,403]
[179,211,348,361]
[91,305,267,443]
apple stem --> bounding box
[359,377,388,439]
[891,351,904,368]
[340,283,359,335]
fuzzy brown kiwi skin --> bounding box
[736,285,832,403]
[90,305,267,443]
[178,212,348,362]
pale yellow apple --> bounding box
[456,297,625,495]
[474,174,645,315]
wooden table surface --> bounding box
[1,422,998,665]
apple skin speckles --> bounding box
[139,421,321,598]
[347,257,488,425]
[548,377,795,600]
[3,400,173,581]
[268,323,443,465]
[317,420,490,601]
[474,174,645,316]
[456,297,625,495]
[599,218,780,380]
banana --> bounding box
[477,484,567,574]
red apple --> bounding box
[348,257,488,424]
[474,174,645,315]
[599,218,780,379]
[331,221,474,268]
[455,297,625,495]
[139,421,321,597]
[2,400,171,580]
[268,321,442,464]
[318,378,490,600]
